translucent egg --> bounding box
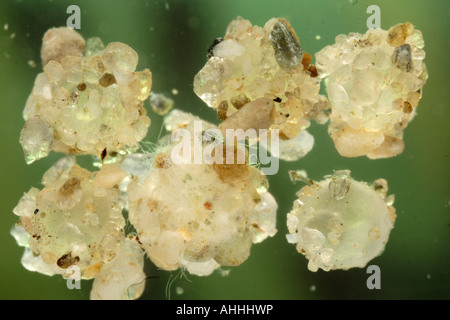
[12,157,127,279]
[286,170,396,272]
[20,27,152,164]
[315,23,427,159]
[193,17,329,161]
[126,111,278,276]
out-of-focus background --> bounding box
[0,0,448,300]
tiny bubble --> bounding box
[176,286,184,295]
[315,35,321,40]
[310,285,316,292]
[172,88,179,95]
[218,268,230,277]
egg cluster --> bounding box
[11,17,428,300]
[194,17,329,161]
[127,110,277,276]
[286,171,396,272]
[12,156,144,299]
[315,23,427,158]
[20,27,152,164]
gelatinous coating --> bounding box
[127,110,277,276]
[12,156,127,279]
[315,22,427,158]
[286,170,396,272]
[20,27,152,164]
[193,17,329,161]
[90,236,146,300]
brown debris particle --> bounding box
[374,184,383,191]
[403,101,413,114]
[77,83,87,91]
[301,52,312,69]
[273,97,282,103]
[56,252,80,269]
[99,73,117,87]
[154,153,172,169]
[251,222,264,233]
[230,94,250,110]
[307,65,318,78]
[217,100,228,120]
[58,177,81,197]
[101,148,107,161]
[204,202,212,210]
[212,146,249,183]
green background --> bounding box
[0,0,448,300]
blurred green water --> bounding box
[0,0,448,299]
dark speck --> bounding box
[207,37,224,59]
[77,83,87,91]
[101,148,107,161]
[99,73,117,87]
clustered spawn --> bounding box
[11,156,145,299]
[286,170,396,272]
[315,22,428,158]
[194,17,330,161]
[11,17,427,300]
[127,110,277,276]
[20,27,152,164]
